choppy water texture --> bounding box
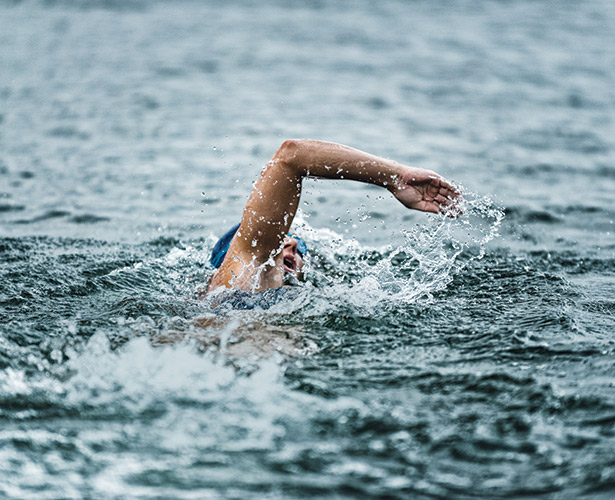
[1,0,615,498]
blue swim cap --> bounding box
[210,223,241,269]
[210,223,308,269]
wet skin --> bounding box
[282,236,304,275]
[207,139,461,294]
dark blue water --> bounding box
[1,0,615,498]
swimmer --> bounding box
[207,139,461,294]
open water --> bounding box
[1,0,615,498]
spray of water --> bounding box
[151,193,502,356]
[284,191,504,314]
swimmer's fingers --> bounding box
[431,178,464,217]
[431,175,462,198]
[437,193,464,217]
[392,168,462,215]
[439,197,464,217]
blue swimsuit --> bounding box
[209,287,294,314]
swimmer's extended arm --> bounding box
[209,139,460,291]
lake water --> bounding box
[1,0,615,498]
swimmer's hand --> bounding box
[389,167,462,216]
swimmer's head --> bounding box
[210,223,307,273]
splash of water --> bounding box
[285,192,504,313]
[194,192,502,321]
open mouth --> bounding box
[283,256,296,273]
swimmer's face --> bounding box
[282,236,304,275]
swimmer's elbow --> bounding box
[273,139,305,170]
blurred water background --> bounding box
[1,0,615,498]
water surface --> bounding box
[1,0,615,498]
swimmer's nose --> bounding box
[284,237,298,255]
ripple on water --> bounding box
[1,225,615,496]
[0,0,614,496]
